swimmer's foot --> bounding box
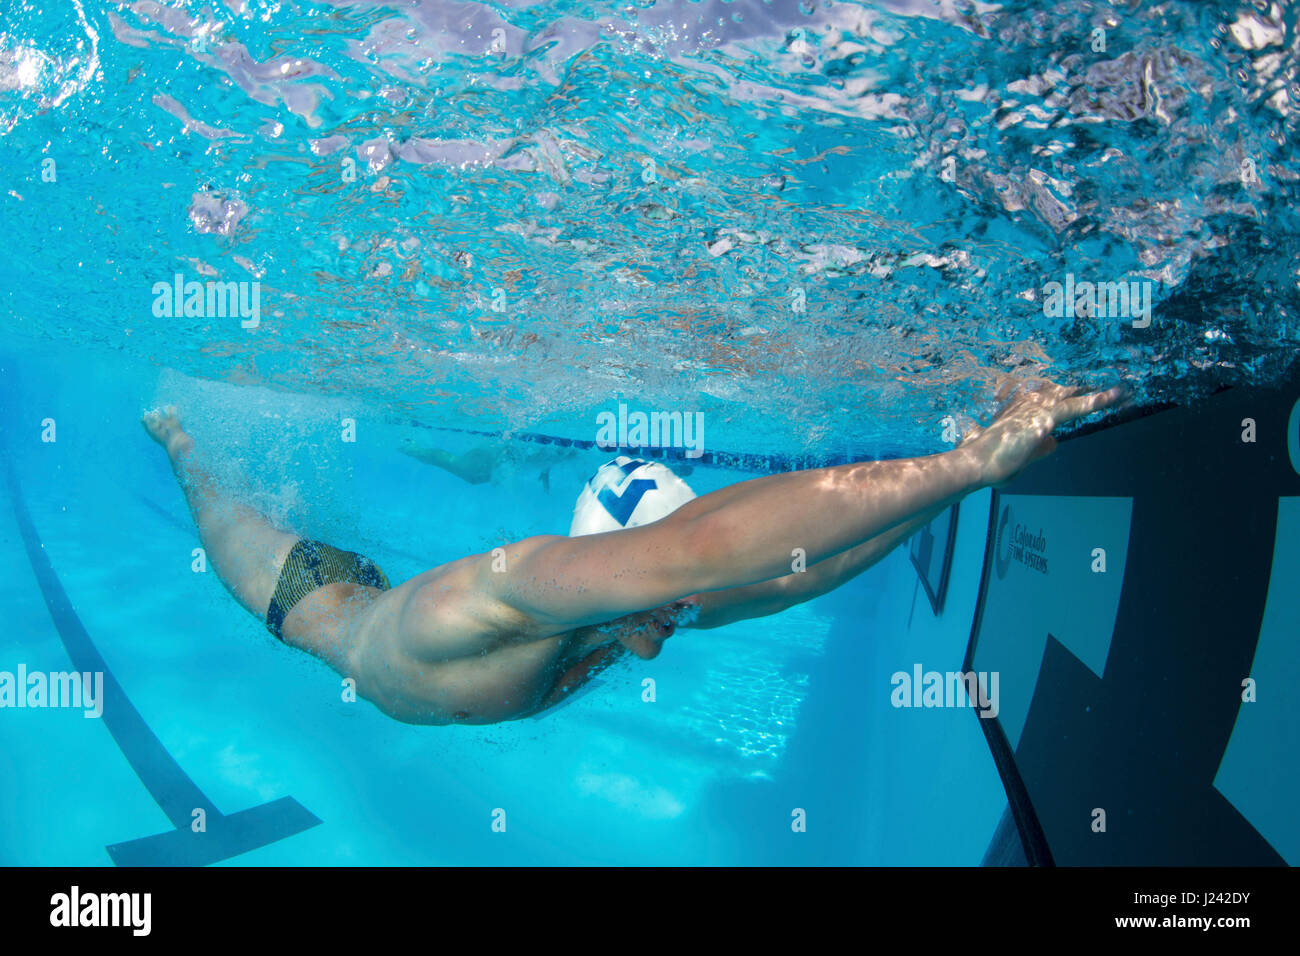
[141,405,194,461]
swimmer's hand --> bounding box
[593,599,699,660]
[966,382,1127,487]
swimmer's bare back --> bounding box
[142,382,1124,725]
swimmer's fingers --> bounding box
[1053,386,1127,425]
[991,377,1026,416]
[1031,381,1078,405]
[994,378,1068,418]
[992,376,1022,403]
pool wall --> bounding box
[967,372,1300,865]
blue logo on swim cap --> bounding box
[591,458,658,526]
[598,477,657,526]
[570,456,696,537]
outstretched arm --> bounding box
[685,415,998,629]
[526,504,947,716]
[463,383,1124,640]
[684,504,947,629]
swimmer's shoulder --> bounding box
[381,553,545,663]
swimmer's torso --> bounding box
[288,559,656,725]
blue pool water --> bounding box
[1,351,1004,864]
[1,0,1297,865]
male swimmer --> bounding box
[142,382,1123,725]
[399,437,578,491]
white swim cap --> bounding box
[569,456,697,536]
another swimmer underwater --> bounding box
[142,382,1124,725]
[398,437,579,491]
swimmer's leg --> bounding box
[142,407,298,620]
[399,441,495,484]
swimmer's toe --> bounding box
[141,405,186,448]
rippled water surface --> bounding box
[2,0,1298,457]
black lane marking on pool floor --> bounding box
[4,460,322,865]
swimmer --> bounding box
[142,382,1124,725]
[399,437,578,491]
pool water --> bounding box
[1,351,1002,864]
[1,0,1297,865]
